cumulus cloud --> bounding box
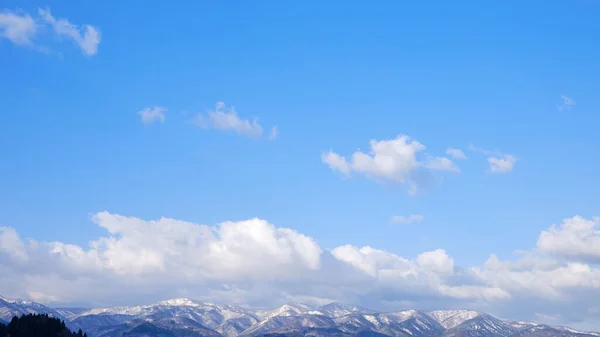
[322,135,458,194]
[0,212,498,309]
[472,253,600,304]
[558,95,575,111]
[192,102,266,139]
[0,10,37,45]
[537,216,600,263]
[2,213,600,328]
[487,154,517,173]
[446,148,467,160]
[390,214,424,224]
[0,227,28,261]
[0,7,100,55]
[137,106,167,125]
[416,249,454,275]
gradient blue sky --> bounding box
[2,0,600,329]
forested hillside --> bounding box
[0,314,87,337]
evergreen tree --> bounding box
[0,313,89,337]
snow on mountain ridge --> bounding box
[318,302,373,318]
[78,305,149,317]
[552,325,600,337]
[263,303,313,320]
[443,313,515,337]
[383,310,419,323]
[428,310,482,329]
[2,296,600,337]
[503,320,539,330]
[0,295,75,330]
[76,298,250,320]
[156,298,200,307]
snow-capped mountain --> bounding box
[428,310,482,330]
[335,310,444,337]
[1,295,599,337]
[241,312,336,336]
[509,325,600,337]
[441,314,514,337]
[56,308,93,320]
[260,304,314,320]
[318,303,374,318]
[0,295,68,323]
[90,316,222,337]
[68,298,259,337]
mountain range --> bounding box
[1,295,598,337]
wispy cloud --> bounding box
[138,106,166,125]
[469,145,517,174]
[0,7,100,56]
[446,147,467,160]
[487,154,517,173]
[192,102,266,139]
[424,156,460,172]
[558,95,575,111]
[269,126,278,141]
[390,214,424,224]
[0,10,37,46]
[38,8,100,56]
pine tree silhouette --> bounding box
[0,313,88,337]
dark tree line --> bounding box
[0,314,88,337]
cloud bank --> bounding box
[2,213,600,328]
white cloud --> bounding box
[487,154,517,173]
[417,249,454,275]
[269,126,278,140]
[0,10,37,45]
[38,8,100,56]
[446,148,467,160]
[0,212,497,308]
[473,254,600,302]
[0,8,100,56]
[535,312,561,322]
[192,102,265,138]
[3,213,600,328]
[138,106,167,125]
[424,156,460,172]
[322,135,458,194]
[321,151,351,176]
[558,95,575,111]
[390,214,424,224]
[537,216,600,263]
[0,227,28,261]
[469,145,517,174]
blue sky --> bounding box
[2,0,600,329]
